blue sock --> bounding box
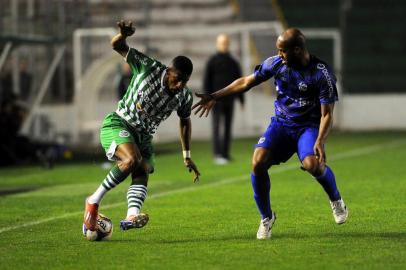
[250,172,272,219]
[315,166,341,201]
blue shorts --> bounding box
[255,117,319,165]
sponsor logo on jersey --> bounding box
[258,137,266,144]
[136,102,144,112]
[135,54,148,66]
[119,130,130,138]
[298,81,308,92]
[317,63,334,97]
[316,63,326,70]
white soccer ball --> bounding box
[82,213,113,241]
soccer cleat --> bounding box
[120,213,149,231]
[256,212,276,240]
[83,197,99,231]
[330,198,348,224]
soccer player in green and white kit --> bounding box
[83,20,201,232]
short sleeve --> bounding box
[177,88,193,119]
[317,63,339,104]
[253,56,281,83]
[125,48,157,74]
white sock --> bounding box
[126,207,140,218]
[88,165,129,204]
[88,185,108,204]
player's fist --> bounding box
[117,20,135,37]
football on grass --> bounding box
[82,213,113,241]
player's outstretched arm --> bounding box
[192,74,259,117]
[179,117,201,182]
[111,20,136,57]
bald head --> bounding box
[277,28,306,50]
[216,33,230,53]
[276,28,310,67]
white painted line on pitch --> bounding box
[0,138,404,234]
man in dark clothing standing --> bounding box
[19,60,32,102]
[117,63,132,100]
[203,34,244,165]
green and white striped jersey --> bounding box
[116,48,193,135]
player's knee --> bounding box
[301,157,320,176]
[252,159,268,175]
[119,156,141,173]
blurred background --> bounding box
[0,0,405,167]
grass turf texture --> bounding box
[0,131,405,270]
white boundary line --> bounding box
[0,139,404,234]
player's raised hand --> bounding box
[117,20,135,37]
[192,93,216,117]
[184,158,201,183]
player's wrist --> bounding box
[315,138,325,145]
[208,93,217,101]
[119,32,130,38]
[183,150,191,159]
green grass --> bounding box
[0,131,405,270]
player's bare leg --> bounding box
[302,155,348,224]
[84,143,142,231]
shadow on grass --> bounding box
[0,186,40,197]
[105,231,406,244]
[273,231,406,240]
[107,233,254,244]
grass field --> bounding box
[0,131,405,269]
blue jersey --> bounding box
[254,55,338,126]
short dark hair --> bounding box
[171,56,193,78]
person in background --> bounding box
[19,59,32,102]
[203,34,244,165]
[117,63,132,100]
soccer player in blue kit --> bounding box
[193,28,348,239]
